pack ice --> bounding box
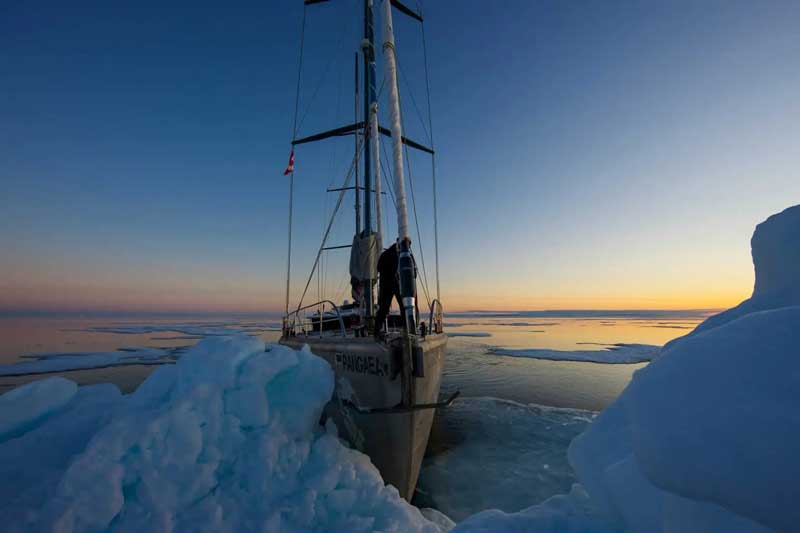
[0,336,445,532]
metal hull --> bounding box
[280,333,447,500]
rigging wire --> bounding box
[420,5,442,302]
[392,51,432,308]
[295,7,355,135]
[285,4,308,318]
[404,143,432,308]
[295,136,367,313]
[396,57,432,146]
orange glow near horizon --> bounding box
[0,277,752,315]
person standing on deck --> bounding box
[375,240,417,337]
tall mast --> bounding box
[354,53,361,235]
[361,0,377,317]
[380,0,416,331]
[380,0,410,243]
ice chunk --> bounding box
[676,204,800,339]
[0,377,77,439]
[0,336,446,533]
[421,507,456,531]
[0,383,122,525]
[489,343,660,364]
[570,307,800,532]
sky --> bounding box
[1,0,799,314]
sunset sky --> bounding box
[2,0,799,314]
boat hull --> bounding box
[279,333,447,500]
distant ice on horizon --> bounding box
[488,343,660,364]
[0,347,182,377]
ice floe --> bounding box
[446,332,492,338]
[88,321,282,337]
[488,343,660,364]
[0,347,181,377]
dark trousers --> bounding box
[375,283,402,333]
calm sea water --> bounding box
[0,312,706,518]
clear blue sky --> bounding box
[2,0,799,313]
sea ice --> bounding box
[569,307,799,533]
[489,343,660,364]
[88,321,282,337]
[2,205,797,533]
[417,397,593,521]
[0,346,180,376]
[446,332,492,338]
[0,376,77,439]
[0,336,446,533]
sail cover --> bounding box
[349,232,380,281]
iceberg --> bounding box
[0,336,445,532]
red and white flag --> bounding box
[283,149,295,175]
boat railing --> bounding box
[429,299,444,334]
[283,300,347,338]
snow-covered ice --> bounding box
[0,336,447,532]
[569,305,799,533]
[489,343,660,364]
[452,204,800,532]
[0,347,180,376]
[566,205,800,533]
[679,204,800,338]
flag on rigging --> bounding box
[283,150,295,175]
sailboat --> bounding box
[278,0,454,501]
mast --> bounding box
[361,0,378,317]
[354,53,361,235]
[371,101,382,247]
[380,0,416,331]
